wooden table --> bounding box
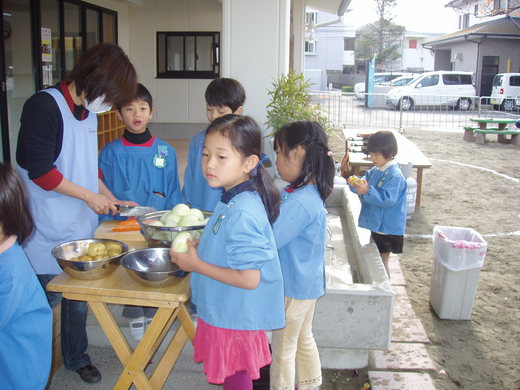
[48,228,195,390]
[342,129,432,207]
[468,118,519,145]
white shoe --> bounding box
[129,316,145,341]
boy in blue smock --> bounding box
[99,84,181,340]
[181,78,245,211]
[348,130,407,277]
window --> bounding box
[510,76,520,87]
[157,32,220,79]
[459,13,470,29]
[344,38,355,51]
[305,40,316,54]
[417,75,439,88]
[342,65,354,74]
[305,12,317,25]
[408,39,417,49]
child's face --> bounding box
[202,132,255,191]
[206,104,235,122]
[370,152,391,168]
[117,99,153,134]
[275,145,305,183]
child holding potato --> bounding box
[348,130,407,277]
[269,121,335,390]
[0,163,53,389]
[98,83,181,340]
[170,115,285,389]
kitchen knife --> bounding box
[116,205,157,217]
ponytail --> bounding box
[252,161,280,225]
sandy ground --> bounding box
[321,128,520,390]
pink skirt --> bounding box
[193,318,271,384]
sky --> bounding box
[345,0,458,33]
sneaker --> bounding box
[129,316,145,341]
[76,364,101,384]
[145,316,154,328]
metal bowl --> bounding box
[121,248,188,287]
[137,210,209,246]
[51,238,129,280]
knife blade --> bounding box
[116,205,157,217]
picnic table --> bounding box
[464,118,520,145]
[342,128,431,207]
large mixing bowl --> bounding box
[121,248,188,287]
[137,210,209,246]
[51,238,128,280]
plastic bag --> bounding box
[432,226,487,272]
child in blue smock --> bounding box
[171,115,285,389]
[269,121,335,390]
[99,83,181,340]
[0,163,53,390]
[181,78,245,211]
[99,83,181,221]
[348,130,407,277]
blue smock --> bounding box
[0,241,53,389]
[19,87,98,275]
[192,191,285,331]
[350,163,407,235]
[181,129,222,211]
[273,185,327,300]
[99,136,181,219]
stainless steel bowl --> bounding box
[121,248,188,287]
[51,238,128,280]
[137,210,209,246]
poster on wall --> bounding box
[41,28,52,62]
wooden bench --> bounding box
[473,129,520,145]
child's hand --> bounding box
[356,180,369,195]
[348,175,366,186]
[170,239,200,272]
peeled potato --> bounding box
[78,255,93,261]
[171,232,192,253]
[105,242,121,252]
[87,242,107,257]
[349,176,366,186]
[107,249,122,258]
[93,254,105,260]
[171,203,190,217]
[189,208,205,222]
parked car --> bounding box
[385,71,476,111]
[490,73,520,111]
[354,73,409,100]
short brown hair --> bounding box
[68,43,137,108]
[0,163,34,243]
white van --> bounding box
[354,73,408,100]
[385,71,476,111]
[490,73,520,111]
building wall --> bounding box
[479,39,520,73]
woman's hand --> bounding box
[85,192,118,215]
[170,239,200,272]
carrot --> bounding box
[112,225,141,232]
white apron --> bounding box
[19,87,98,274]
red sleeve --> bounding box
[32,168,64,191]
[98,168,104,180]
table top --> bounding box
[470,118,517,124]
[343,128,432,168]
[47,266,191,304]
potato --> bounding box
[107,249,122,258]
[105,241,121,252]
[93,254,105,260]
[163,213,181,227]
[179,214,201,227]
[171,232,192,253]
[189,208,205,222]
[171,203,190,217]
[78,255,93,261]
[87,242,107,257]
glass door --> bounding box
[1,0,35,163]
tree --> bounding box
[355,0,405,67]
[449,0,520,18]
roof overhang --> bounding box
[305,0,352,16]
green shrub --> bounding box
[265,72,331,136]
[341,85,354,93]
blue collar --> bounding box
[220,180,254,204]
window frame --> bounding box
[305,39,317,54]
[156,31,220,79]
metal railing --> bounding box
[311,91,519,132]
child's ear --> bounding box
[233,106,244,115]
[293,145,306,161]
[244,154,259,173]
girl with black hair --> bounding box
[170,114,285,389]
[270,120,335,390]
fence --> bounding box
[311,91,519,132]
